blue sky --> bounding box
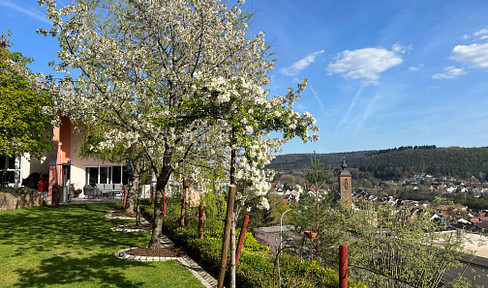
[2,1,488,154]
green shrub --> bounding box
[140,204,154,221]
[114,203,124,210]
[149,194,347,288]
[236,265,271,288]
[237,251,274,287]
[184,237,223,276]
[139,198,153,206]
[203,218,224,238]
[237,229,268,252]
[279,253,339,288]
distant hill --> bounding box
[354,146,488,180]
[268,146,488,181]
[267,150,377,171]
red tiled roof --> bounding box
[470,217,480,223]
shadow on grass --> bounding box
[0,204,153,287]
[14,253,146,287]
[0,204,148,256]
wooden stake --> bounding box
[163,192,166,216]
[123,186,128,209]
[180,197,185,227]
[199,204,204,238]
[339,244,348,288]
[181,179,189,227]
[236,215,249,265]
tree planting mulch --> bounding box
[108,210,137,218]
[125,246,186,257]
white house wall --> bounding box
[69,126,122,191]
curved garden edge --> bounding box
[115,247,219,288]
[110,225,152,232]
[115,247,180,262]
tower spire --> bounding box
[338,156,352,207]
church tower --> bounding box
[338,157,352,206]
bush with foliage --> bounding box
[146,194,345,287]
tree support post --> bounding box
[181,179,189,227]
[123,186,128,209]
[199,204,204,238]
[236,215,249,265]
[163,192,166,216]
[339,244,348,288]
[180,197,185,227]
[218,185,236,288]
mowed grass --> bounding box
[0,204,205,288]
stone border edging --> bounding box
[114,235,218,288]
[104,211,149,226]
[104,211,137,220]
[111,225,151,232]
[115,247,179,261]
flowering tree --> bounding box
[186,76,318,287]
[38,0,318,251]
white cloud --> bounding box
[432,66,466,79]
[409,64,423,72]
[473,28,488,37]
[462,28,488,41]
[392,43,412,54]
[326,47,403,83]
[280,50,324,76]
[309,85,325,111]
[0,1,50,24]
[450,42,488,68]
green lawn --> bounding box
[0,204,205,288]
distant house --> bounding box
[253,225,294,254]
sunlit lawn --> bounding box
[0,203,205,288]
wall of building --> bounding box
[27,156,49,176]
[20,157,31,181]
[69,125,121,191]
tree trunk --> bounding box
[136,173,148,226]
[125,161,141,214]
[148,166,171,249]
[125,184,136,214]
[136,190,141,226]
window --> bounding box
[85,167,99,186]
[113,166,122,184]
[85,165,124,186]
[99,167,109,184]
[0,155,20,188]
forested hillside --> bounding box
[269,146,488,182]
[354,146,488,181]
[266,150,377,170]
